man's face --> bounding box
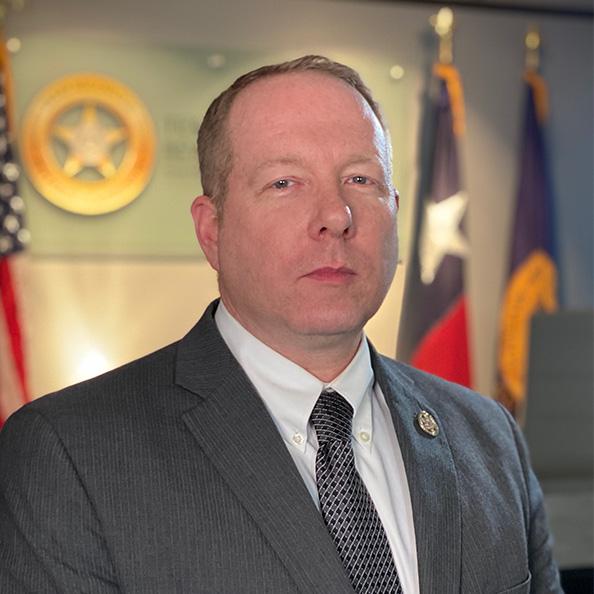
[194,72,398,354]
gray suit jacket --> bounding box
[0,301,562,593]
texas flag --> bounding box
[397,63,472,388]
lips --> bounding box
[304,266,356,283]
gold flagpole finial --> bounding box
[525,26,541,72]
[430,7,455,64]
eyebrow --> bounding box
[248,157,307,185]
[255,154,380,171]
[342,155,381,168]
[252,156,307,172]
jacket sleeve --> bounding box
[0,405,120,593]
[499,404,564,594]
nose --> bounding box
[308,188,354,240]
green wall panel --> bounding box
[12,34,410,257]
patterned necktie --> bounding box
[310,389,403,594]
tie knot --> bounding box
[310,390,353,444]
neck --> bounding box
[270,334,363,382]
[221,301,363,382]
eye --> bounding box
[271,179,293,190]
[348,175,371,185]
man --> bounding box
[0,56,561,593]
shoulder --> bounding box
[376,353,501,412]
[2,301,226,450]
[2,341,192,449]
[374,354,519,447]
[375,354,534,507]
[28,342,178,413]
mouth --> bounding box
[303,266,356,283]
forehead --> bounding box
[231,71,368,117]
[226,71,384,151]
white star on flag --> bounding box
[419,191,469,284]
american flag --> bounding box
[0,47,30,427]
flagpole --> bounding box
[0,0,25,134]
[523,28,548,125]
[431,6,455,65]
[525,26,541,72]
[431,8,465,137]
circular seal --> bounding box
[416,410,439,437]
[21,73,156,215]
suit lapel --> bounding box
[176,302,354,594]
[372,348,462,594]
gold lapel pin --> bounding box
[416,410,439,437]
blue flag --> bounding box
[497,71,558,416]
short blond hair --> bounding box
[197,55,388,211]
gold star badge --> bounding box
[21,74,155,216]
[53,103,127,179]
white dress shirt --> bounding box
[215,302,420,594]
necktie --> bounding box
[310,389,403,594]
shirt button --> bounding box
[359,431,370,443]
[292,432,304,445]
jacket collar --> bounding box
[370,345,462,594]
[175,301,461,594]
[175,300,355,594]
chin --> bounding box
[290,308,372,338]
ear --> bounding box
[394,188,400,211]
[191,195,220,271]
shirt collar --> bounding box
[214,301,375,452]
